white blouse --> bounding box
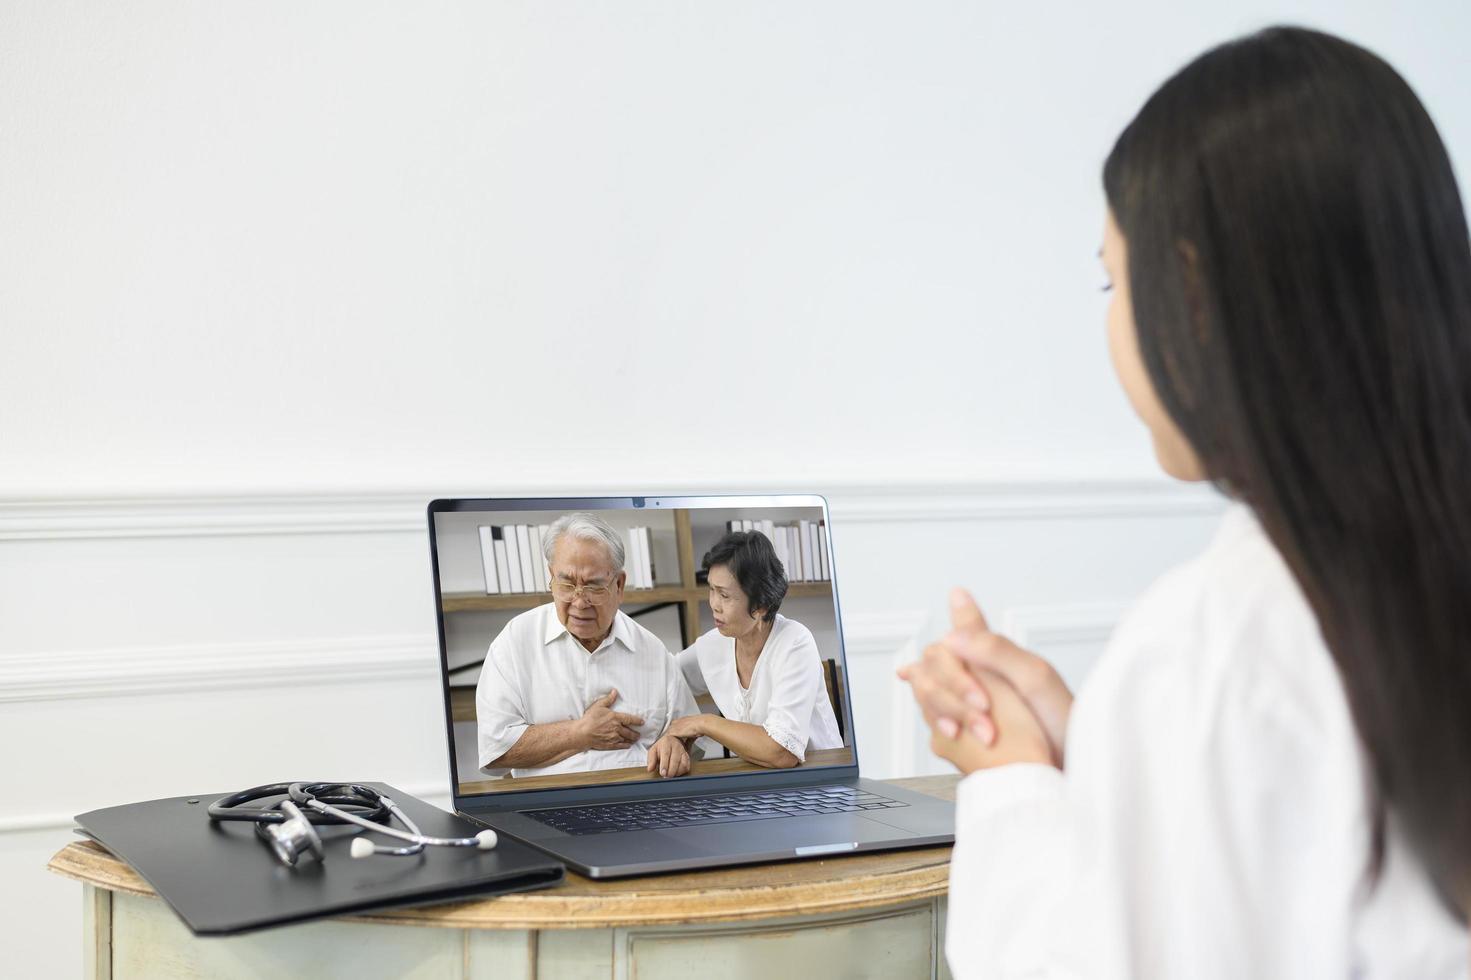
[948,504,1468,979]
[676,614,843,762]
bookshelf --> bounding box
[441,509,833,646]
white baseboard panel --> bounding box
[998,601,1129,649]
[842,610,929,658]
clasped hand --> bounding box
[578,688,645,750]
[897,588,1074,775]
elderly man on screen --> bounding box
[475,512,700,779]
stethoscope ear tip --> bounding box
[475,829,498,850]
[350,837,376,859]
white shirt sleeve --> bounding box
[676,643,709,698]
[947,667,1366,978]
[948,765,1083,979]
[665,657,701,734]
[944,509,1389,979]
[474,624,531,772]
[759,627,824,763]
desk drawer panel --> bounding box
[109,892,462,980]
[618,902,939,980]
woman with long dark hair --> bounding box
[901,27,1470,977]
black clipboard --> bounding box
[74,783,564,935]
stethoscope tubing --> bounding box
[298,796,485,852]
[208,781,489,859]
[207,781,390,826]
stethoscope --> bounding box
[208,782,497,868]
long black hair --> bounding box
[1105,26,1471,915]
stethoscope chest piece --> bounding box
[260,800,325,868]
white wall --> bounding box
[3,1,1469,975]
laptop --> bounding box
[427,493,954,878]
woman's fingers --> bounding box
[949,588,992,634]
[970,713,996,745]
[944,628,1058,699]
[902,642,995,740]
[923,639,991,710]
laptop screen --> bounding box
[429,495,855,802]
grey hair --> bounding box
[542,512,625,573]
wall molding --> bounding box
[998,601,1129,651]
[0,479,1224,541]
[0,494,432,541]
[831,480,1222,524]
[0,635,441,705]
[842,610,929,659]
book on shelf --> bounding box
[471,523,567,596]
[503,525,525,593]
[532,523,550,591]
[493,533,510,594]
[624,526,656,590]
[642,526,656,587]
[798,520,812,581]
[710,518,832,584]
[478,526,501,594]
[627,527,644,589]
[515,525,535,593]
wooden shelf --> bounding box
[442,509,831,646]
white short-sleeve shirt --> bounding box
[475,603,699,778]
[676,614,843,762]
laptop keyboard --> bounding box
[524,785,908,836]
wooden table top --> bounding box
[458,746,858,795]
[47,774,958,931]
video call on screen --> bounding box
[433,503,854,797]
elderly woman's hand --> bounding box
[664,714,709,740]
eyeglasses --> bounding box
[549,580,615,605]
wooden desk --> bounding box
[49,775,957,980]
[458,746,857,794]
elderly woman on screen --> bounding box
[664,530,843,769]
